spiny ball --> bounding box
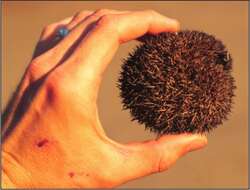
[118,30,236,135]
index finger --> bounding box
[115,10,179,43]
[62,10,179,98]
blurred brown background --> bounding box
[2,1,248,188]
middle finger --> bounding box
[51,9,130,65]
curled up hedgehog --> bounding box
[118,30,236,135]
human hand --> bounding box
[2,9,207,188]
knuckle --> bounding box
[28,60,44,79]
[154,144,165,173]
[44,83,60,103]
[28,51,54,80]
[157,158,168,173]
[29,60,40,71]
[43,72,89,107]
[95,8,111,16]
[44,73,64,98]
[97,14,116,28]
[43,23,55,32]
[152,141,177,173]
[144,141,164,174]
[89,13,101,21]
[45,77,58,92]
[41,23,57,37]
[44,70,75,101]
[75,10,92,18]
[155,153,174,173]
[144,9,158,20]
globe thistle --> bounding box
[118,30,236,135]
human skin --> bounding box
[1,9,207,188]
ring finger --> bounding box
[51,9,130,63]
[33,11,93,58]
[31,9,130,81]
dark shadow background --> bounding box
[2,1,248,188]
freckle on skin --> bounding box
[37,139,49,147]
[69,172,74,178]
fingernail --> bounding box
[187,134,207,152]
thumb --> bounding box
[120,133,207,182]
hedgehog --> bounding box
[118,30,236,135]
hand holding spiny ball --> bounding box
[118,30,236,135]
